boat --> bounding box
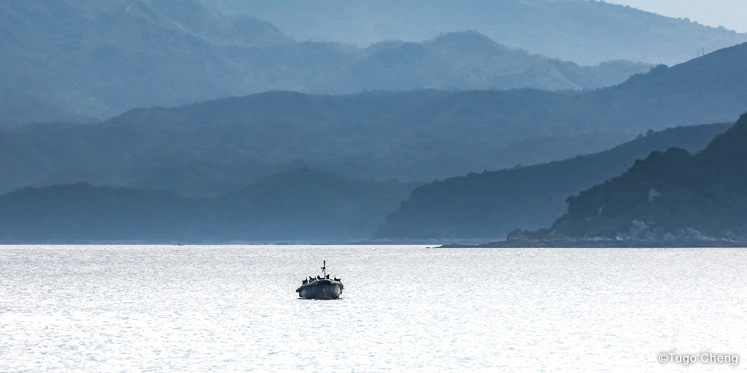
[296,260,344,299]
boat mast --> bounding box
[321,260,327,278]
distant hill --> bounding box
[207,0,747,65]
[213,167,418,241]
[0,0,288,125]
[375,122,731,241]
[0,182,196,242]
[0,168,417,243]
[0,0,650,127]
[326,32,651,92]
[509,113,747,245]
[0,0,291,126]
[1,42,746,196]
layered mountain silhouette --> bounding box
[2,118,743,244]
[209,0,747,65]
[1,41,746,197]
[0,0,651,127]
[0,0,288,126]
[330,32,649,92]
[375,122,731,241]
[0,168,416,243]
[510,113,747,244]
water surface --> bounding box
[1,245,745,371]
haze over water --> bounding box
[1,245,745,371]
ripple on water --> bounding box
[0,245,745,371]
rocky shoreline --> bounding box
[440,239,747,248]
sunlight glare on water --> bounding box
[1,245,745,371]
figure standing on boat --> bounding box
[296,260,344,299]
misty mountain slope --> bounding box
[0,182,199,242]
[0,1,651,127]
[213,167,419,241]
[146,0,292,47]
[84,2,239,111]
[334,32,650,92]
[1,41,746,196]
[56,0,131,16]
[0,169,417,243]
[207,0,747,65]
[374,122,732,241]
[521,113,747,242]
[0,0,99,124]
[582,43,747,124]
[0,0,292,125]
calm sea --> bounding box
[1,245,745,372]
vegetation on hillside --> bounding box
[0,168,417,243]
[210,0,747,65]
[521,113,747,242]
[375,123,731,240]
[0,0,650,127]
[1,41,746,197]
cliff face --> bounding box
[520,113,747,243]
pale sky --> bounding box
[605,0,747,33]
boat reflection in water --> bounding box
[296,260,344,300]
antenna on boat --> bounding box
[321,260,327,278]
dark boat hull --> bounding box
[296,280,343,299]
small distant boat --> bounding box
[296,260,344,300]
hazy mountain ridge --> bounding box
[510,113,747,244]
[1,42,746,197]
[0,0,290,125]
[0,0,652,127]
[1,119,740,244]
[0,168,417,243]
[214,167,419,241]
[375,122,732,241]
[207,0,747,65]
[339,32,651,92]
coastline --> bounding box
[440,239,747,248]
